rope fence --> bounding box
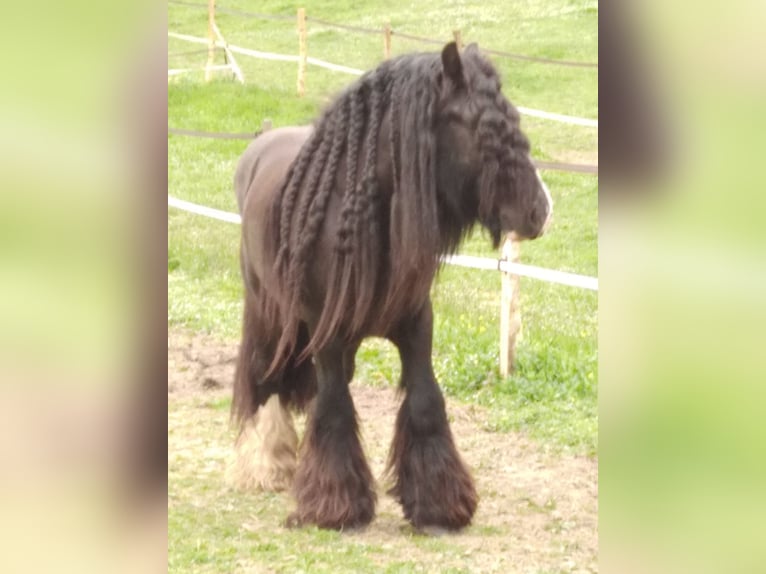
[168,3,598,126]
[168,30,597,128]
[167,126,598,174]
[167,127,256,139]
[168,0,597,68]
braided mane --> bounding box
[265,46,524,372]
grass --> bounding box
[169,0,597,570]
[169,393,597,573]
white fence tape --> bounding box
[168,196,598,291]
[168,196,243,223]
[168,31,597,127]
[306,56,364,76]
[516,106,597,128]
[443,254,598,290]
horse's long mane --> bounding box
[265,47,521,372]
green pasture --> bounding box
[168,0,597,571]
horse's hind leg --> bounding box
[387,299,478,531]
[288,339,376,530]
[228,287,315,492]
[229,394,298,492]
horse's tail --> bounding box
[231,283,271,429]
[232,271,317,429]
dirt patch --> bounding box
[168,329,598,572]
[168,329,238,397]
[353,386,597,572]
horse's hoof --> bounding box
[284,508,374,531]
[226,459,295,493]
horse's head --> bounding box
[434,42,553,246]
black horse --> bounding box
[229,42,553,531]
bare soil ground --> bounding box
[169,329,598,573]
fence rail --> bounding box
[167,127,255,139]
[167,126,598,174]
[167,196,599,291]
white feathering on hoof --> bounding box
[226,395,299,492]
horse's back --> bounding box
[236,126,313,284]
[235,126,313,213]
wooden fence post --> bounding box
[383,22,392,59]
[297,8,307,96]
[205,0,217,82]
[499,236,522,376]
[452,28,463,50]
[210,14,244,83]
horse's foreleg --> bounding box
[387,299,477,531]
[288,339,375,530]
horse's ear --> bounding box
[465,42,480,56]
[441,42,464,87]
